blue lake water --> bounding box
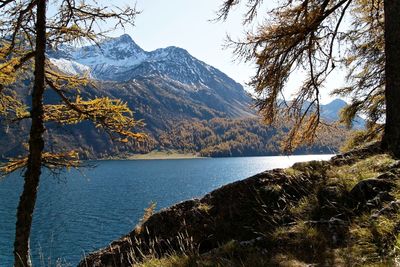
[0,155,333,266]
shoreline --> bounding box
[98,152,335,161]
[103,151,206,160]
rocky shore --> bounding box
[79,143,400,266]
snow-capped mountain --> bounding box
[49,34,146,77]
[48,34,254,118]
[49,58,92,77]
[49,34,242,91]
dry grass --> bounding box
[197,203,213,213]
[326,154,395,190]
[134,202,157,234]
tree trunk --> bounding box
[13,0,47,266]
[382,0,400,157]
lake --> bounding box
[0,155,333,266]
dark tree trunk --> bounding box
[13,0,47,266]
[383,0,400,157]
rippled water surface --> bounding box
[0,155,333,266]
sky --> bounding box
[104,0,344,103]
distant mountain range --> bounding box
[0,35,359,158]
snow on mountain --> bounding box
[48,34,242,91]
[49,58,92,77]
[71,34,147,67]
[47,34,254,118]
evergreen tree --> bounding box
[382,0,400,157]
[219,0,400,155]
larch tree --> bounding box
[218,0,400,156]
[382,0,400,157]
[0,1,143,266]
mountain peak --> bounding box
[324,99,348,110]
[67,34,145,67]
[164,46,188,53]
[115,34,134,44]
[102,34,144,54]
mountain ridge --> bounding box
[48,34,254,118]
[49,34,241,88]
[0,35,353,159]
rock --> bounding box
[365,191,394,209]
[318,186,343,206]
[370,200,400,219]
[239,236,265,247]
[388,160,400,170]
[330,142,383,166]
[376,171,398,180]
[349,178,395,209]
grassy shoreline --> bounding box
[105,150,205,160]
[99,151,335,161]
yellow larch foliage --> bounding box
[0,150,80,176]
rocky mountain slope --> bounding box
[48,34,253,118]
